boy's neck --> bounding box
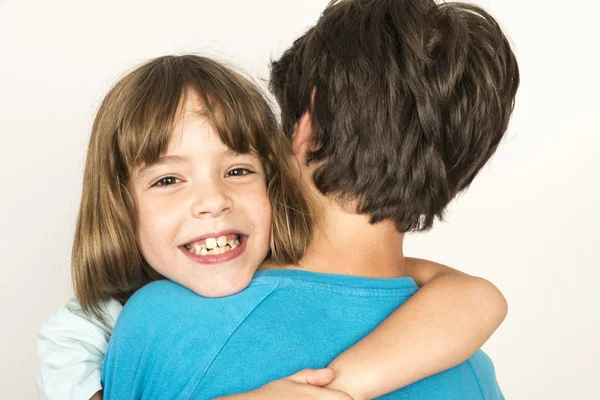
[289,198,407,278]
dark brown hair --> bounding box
[74,55,311,317]
[270,0,519,231]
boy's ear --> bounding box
[291,110,317,162]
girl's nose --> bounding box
[190,181,233,218]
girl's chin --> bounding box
[187,272,255,298]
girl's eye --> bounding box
[226,168,254,177]
[151,176,181,187]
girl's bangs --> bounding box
[116,68,185,173]
[115,56,272,176]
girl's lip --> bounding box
[180,235,247,265]
[181,230,246,246]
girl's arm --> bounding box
[324,257,508,400]
[36,298,121,400]
[216,368,351,400]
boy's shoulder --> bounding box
[125,279,192,308]
[104,279,282,397]
[118,279,280,335]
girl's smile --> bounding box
[180,231,247,264]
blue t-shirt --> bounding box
[102,270,503,399]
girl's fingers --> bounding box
[284,368,335,386]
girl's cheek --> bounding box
[254,190,272,217]
[262,197,273,233]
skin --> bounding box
[218,369,352,400]
[131,91,272,298]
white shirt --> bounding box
[36,298,122,400]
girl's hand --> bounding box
[215,368,353,400]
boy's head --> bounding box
[74,55,311,315]
[270,0,519,231]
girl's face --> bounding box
[131,93,272,297]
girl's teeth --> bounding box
[187,235,241,255]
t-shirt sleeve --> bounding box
[102,280,220,399]
[36,297,122,400]
[102,280,279,399]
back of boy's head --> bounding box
[270,0,519,231]
[74,55,310,316]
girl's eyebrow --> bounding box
[136,155,188,179]
[223,148,260,161]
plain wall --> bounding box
[1,0,598,398]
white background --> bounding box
[1,0,598,398]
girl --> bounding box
[37,55,507,399]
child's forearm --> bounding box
[215,368,351,400]
[90,391,103,400]
[324,258,507,400]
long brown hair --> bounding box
[73,55,311,317]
